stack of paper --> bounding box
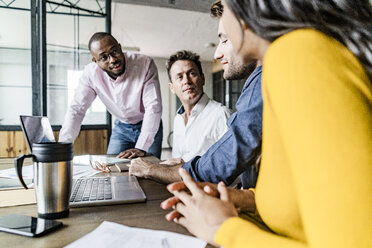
[65,221,206,248]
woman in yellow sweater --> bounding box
[161,0,372,247]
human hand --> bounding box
[161,181,256,217]
[129,157,155,178]
[117,148,145,159]
[162,168,238,244]
[159,158,184,166]
[161,181,219,221]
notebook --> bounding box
[19,115,146,207]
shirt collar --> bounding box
[176,93,209,116]
[242,65,262,91]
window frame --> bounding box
[0,0,112,140]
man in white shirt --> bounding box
[167,50,232,161]
[59,32,163,158]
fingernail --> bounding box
[218,181,226,187]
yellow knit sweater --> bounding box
[215,29,372,248]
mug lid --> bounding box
[32,142,73,162]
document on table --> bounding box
[65,221,206,248]
[0,165,34,180]
[0,165,99,180]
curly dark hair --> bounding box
[166,50,203,82]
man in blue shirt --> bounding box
[129,3,262,189]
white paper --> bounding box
[65,221,206,248]
[0,165,34,180]
[0,165,99,180]
[74,155,130,166]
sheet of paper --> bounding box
[74,155,130,166]
[65,221,206,248]
[0,165,34,180]
[0,165,99,180]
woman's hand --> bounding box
[161,168,238,244]
[161,180,256,219]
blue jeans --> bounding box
[106,120,163,159]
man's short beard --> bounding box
[105,66,125,78]
[224,61,257,81]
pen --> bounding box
[161,238,170,248]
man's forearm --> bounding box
[147,164,182,184]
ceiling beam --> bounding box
[112,0,216,13]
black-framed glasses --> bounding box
[97,47,122,63]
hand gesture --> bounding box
[161,168,238,244]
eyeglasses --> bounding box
[89,160,111,173]
[97,47,122,63]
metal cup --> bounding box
[15,142,73,219]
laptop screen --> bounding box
[19,116,56,152]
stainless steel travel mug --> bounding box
[15,142,73,219]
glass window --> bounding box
[212,71,245,112]
[0,3,31,125]
[46,1,106,125]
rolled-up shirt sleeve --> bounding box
[135,59,162,151]
[59,69,97,143]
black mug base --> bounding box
[38,209,69,219]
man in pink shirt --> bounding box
[59,32,163,158]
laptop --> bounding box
[19,115,130,170]
[19,115,146,207]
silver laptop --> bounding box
[19,115,146,207]
[19,115,130,170]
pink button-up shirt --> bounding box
[59,52,162,152]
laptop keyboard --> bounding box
[70,178,112,203]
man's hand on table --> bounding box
[128,157,154,179]
[117,148,145,159]
[129,157,184,184]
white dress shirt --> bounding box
[172,94,232,162]
[59,52,162,152]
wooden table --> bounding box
[0,158,214,248]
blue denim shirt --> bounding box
[182,66,263,189]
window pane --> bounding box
[0,7,31,125]
[46,1,106,125]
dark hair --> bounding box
[210,0,223,18]
[88,32,118,51]
[224,0,372,79]
[166,50,204,82]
